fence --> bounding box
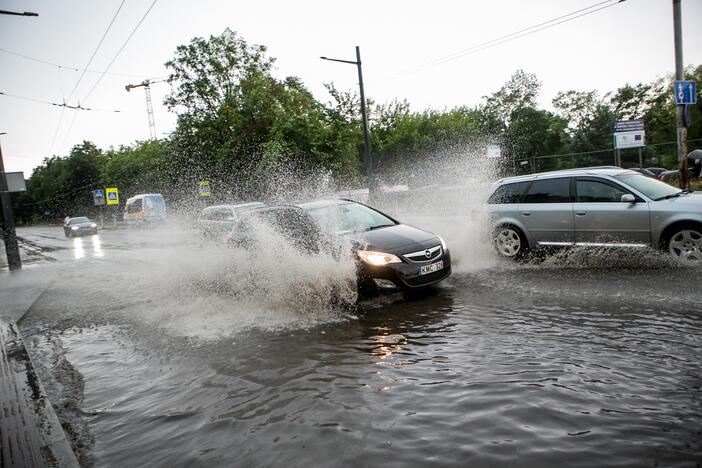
[506,139,702,175]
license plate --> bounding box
[417,260,443,276]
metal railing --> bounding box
[506,139,702,175]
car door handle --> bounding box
[521,212,531,216]
[575,211,587,216]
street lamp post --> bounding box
[321,46,375,200]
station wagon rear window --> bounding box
[488,181,531,204]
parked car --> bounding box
[227,199,452,294]
[197,202,265,241]
[63,216,98,237]
[124,193,167,226]
[487,167,702,262]
[646,167,668,177]
[629,167,656,178]
[658,170,682,184]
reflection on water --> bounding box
[72,235,103,259]
[72,237,84,259]
[91,235,104,258]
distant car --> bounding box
[227,199,452,294]
[63,217,98,237]
[124,193,167,226]
[197,202,265,241]
[646,167,668,177]
[629,168,657,178]
[487,167,702,263]
[658,170,680,183]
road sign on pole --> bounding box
[198,180,211,198]
[612,119,645,150]
[92,189,106,206]
[673,80,696,105]
[105,187,119,205]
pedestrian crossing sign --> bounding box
[198,180,211,197]
[106,187,119,205]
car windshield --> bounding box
[614,173,681,200]
[304,202,396,235]
[68,217,90,224]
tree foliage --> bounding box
[12,29,701,222]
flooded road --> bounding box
[11,224,702,467]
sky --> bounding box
[1,0,701,178]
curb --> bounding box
[0,320,80,468]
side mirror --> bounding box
[621,194,636,203]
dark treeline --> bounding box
[13,29,701,223]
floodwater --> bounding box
[15,220,702,467]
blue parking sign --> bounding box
[673,81,696,105]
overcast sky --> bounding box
[1,0,701,177]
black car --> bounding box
[63,216,98,237]
[226,200,452,294]
[226,205,323,254]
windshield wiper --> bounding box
[365,224,395,231]
[654,192,683,201]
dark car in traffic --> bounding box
[63,216,98,237]
[226,199,452,294]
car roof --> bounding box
[295,199,356,210]
[126,193,164,203]
[494,167,637,185]
[202,202,265,212]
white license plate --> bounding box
[417,260,443,276]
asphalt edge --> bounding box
[0,320,80,468]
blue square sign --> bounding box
[673,81,696,105]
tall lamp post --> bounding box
[321,46,375,199]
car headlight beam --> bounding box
[358,250,402,266]
[71,226,78,230]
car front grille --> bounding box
[403,265,451,287]
[404,245,442,262]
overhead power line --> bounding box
[65,0,126,105]
[0,47,153,78]
[54,0,159,155]
[0,91,121,112]
[383,0,627,81]
[49,1,126,155]
[82,0,159,104]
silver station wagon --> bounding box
[487,167,702,262]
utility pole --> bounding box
[321,47,375,200]
[0,135,22,271]
[125,79,167,140]
[0,5,37,271]
[672,0,689,190]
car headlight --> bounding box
[71,226,78,230]
[358,250,402,266]
[437,235,447,251]
[90,223,97,228]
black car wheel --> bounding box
[494,225,528,260]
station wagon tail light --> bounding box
[358,250,402,266]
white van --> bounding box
[124,193,167,226]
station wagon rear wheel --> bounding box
[494,225,527,259]
[665,224,702,263]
